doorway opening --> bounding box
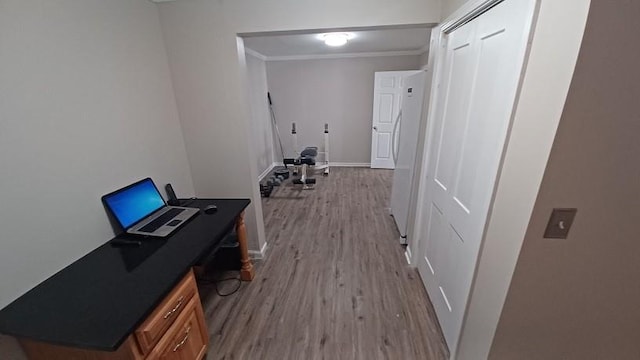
[200,25,451,359]
[238,25,433,237]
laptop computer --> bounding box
[102,178,199,238]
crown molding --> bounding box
[417,44,430,55]
[263,49,426,62]
[244,48,268,61]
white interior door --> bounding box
[416,0,536,352]
[370,71,419,169]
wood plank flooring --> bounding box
[199,167,449,360]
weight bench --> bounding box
[283,123,329,189]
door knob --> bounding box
[373,126,378,131]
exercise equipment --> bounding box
[284,122,330,189]
[259,167,290,197]
[267,175,283,186]
[268,92,289,168]
[260,183,274,197]
[274,169,290,179]
[259,94,292,197]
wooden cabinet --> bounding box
[20,270,208,360]
[20,336,145,360]
[135,271,199,355]
[148,297,207,360]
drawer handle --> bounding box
[172,326,192,352]
[163,296,185,320]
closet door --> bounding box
[417,0,536,352]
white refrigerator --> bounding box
[390,71,427,244]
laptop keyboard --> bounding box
[138,208,185,233]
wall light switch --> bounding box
[544,208,577,239]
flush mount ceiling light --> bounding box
[317,32,355,47]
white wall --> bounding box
[265,55,420,164]
[440,0,470,20]
[0,0,441,357]
[0,0,193,356]
[156,0,441,253]
[489,1,640,358]
[418,50,430,70]
[246,52,275,176]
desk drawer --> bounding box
[148,297,208,360]
[135,270,197,355]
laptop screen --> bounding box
[102,178,166,229]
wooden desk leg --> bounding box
[236,211,255,281]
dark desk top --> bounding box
[0,198,250,351]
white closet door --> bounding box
[417,0,536,352]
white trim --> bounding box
[265,49,425,62]
[331,162,371,167]
[248,242,268,259]
[258,162,278,181]
[244,47,268,61]
[273,162,370,168]
[404,246,412,265]
[442,0,504,33]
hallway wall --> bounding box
[0,0,194,357]
[490,1,640,357]
[265,55,421,164]
[246,52,275,176]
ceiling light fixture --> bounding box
[318,32,355,47]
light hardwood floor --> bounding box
[200,167,449,360]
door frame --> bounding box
[409,23,447,266]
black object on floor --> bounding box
[274,168,290,179]
[211,233,241,270]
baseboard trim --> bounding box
[404,246,412,265]
[272,162,371,168]
[248,242,268,259]
[258,163,278,181]
[331,162,371,167]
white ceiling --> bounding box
[243,27,432,59]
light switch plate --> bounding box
[544,208,577,239]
